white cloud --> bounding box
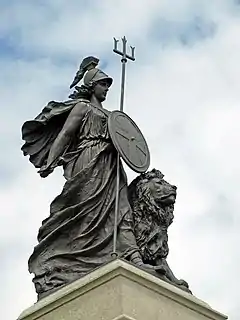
[1,0,239,319]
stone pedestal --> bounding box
[18,259,227,320]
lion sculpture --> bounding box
[128,168,191,293]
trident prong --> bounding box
[111,37,136,259]
[130,46,135,60]
[113,37,135,61]
[113,37,119,51]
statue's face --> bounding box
[93,80,110,102]
[148,177,177,206]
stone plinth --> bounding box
[18,259,227,320]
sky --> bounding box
[0,0,239,319]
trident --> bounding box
[112,36,135,258]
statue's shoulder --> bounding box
[72,98,90,105]
[73,98,91,108]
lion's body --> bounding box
[128,169,174,264]
[128,169,191,293]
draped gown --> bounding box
[22,100,139,299]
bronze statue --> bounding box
[21,40,191,299]
[21,56,166,299]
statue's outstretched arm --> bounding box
[39,102,88,177]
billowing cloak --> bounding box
[21,99,87,169]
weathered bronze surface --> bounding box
[129,169,190,293]
[21,54,190,300]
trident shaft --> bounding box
[112,36,135,258]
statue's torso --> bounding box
[77,103,111,143]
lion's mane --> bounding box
[128,169,175,263]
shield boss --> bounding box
[108,110,150,173]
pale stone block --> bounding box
[18,259,228,320]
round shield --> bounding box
[108,110,150,173]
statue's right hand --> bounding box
[38,165,54,178]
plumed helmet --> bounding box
[70,56,113,89]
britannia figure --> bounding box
[21,56,161,299]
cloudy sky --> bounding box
[1,0,240,319]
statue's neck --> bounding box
[90,95,103,109]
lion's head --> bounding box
[128,169,177,263]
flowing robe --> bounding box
[22,99,138,299]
